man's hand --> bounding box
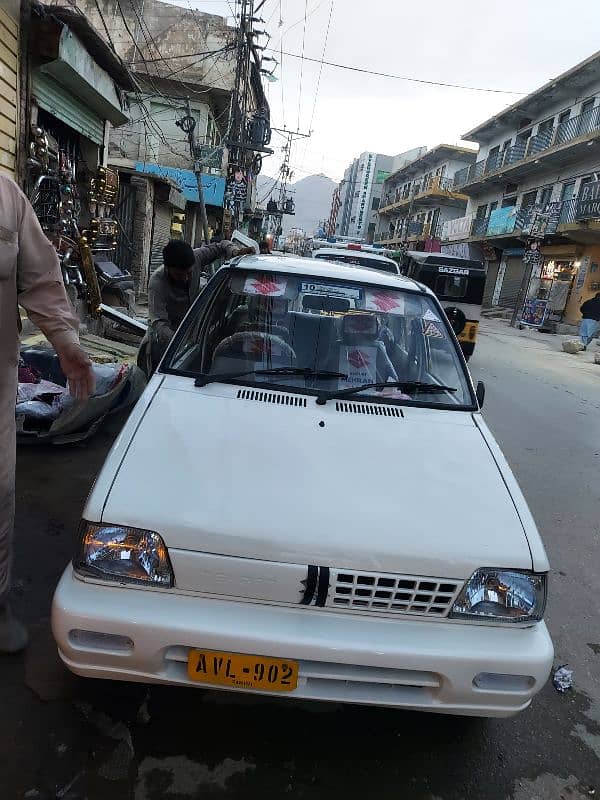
[57,342,96,401]
[235,246,256,256]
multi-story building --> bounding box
[376,145,477,251]
[335,152,394,242]
[441,50,600,325]
[75,0,269,291]
[325,184,342,237]
[335,148,427,243]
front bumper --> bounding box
[52,567,553,717]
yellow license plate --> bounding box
[187,649,299,692]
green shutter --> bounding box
[32,70,104,145]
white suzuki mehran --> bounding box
[52,255,553,717]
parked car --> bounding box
[313,244,400,275]
[52,254,553,717]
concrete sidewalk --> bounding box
[478,317,600,381]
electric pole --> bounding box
[177,99,210,244]
[265,127,311,241]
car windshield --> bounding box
[315,253,398,274]
[165,269,473,408]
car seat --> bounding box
[236,295,291,342]
[286,312,338,371]
[340,314,398,383]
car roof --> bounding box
[232,254,428,294]
[313,247,397,264]
[405,250,484,268]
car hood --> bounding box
[99,378,532,580]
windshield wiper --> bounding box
[315,380,457,405]
[195,367,348,388]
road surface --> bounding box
[2,320,600,799]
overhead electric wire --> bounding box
[307,0,333,133]
[266,50,526,94]
[296,0,308,129]
[271,0,328,50]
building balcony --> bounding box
[441,196,600,246]
[376,220,445,247]
[453,106,600,194]
[379,175,469,214]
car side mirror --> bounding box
[476,381,485,408]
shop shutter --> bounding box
[498,257,525,309]
[114,179,136,272]
[482,261,499,308]
[149,201,172,274]
[0,8,19,177]
[32,70,104,145]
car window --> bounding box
[315,253,398,274]
[165,269,472,407]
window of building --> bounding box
[475,203,488,220]
[538,186,553,207]
[371,196,380,210]
[502,196,517,208]
[489,201,499,214]
[558,109,571,125]
[521,190,538,209]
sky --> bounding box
[166,0,600,184]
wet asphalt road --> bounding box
[2,322,600,800]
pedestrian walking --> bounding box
[0,175,95,653]
[579,292,600,349]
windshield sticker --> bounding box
[242,335,287,358]
[422,319,445,339]
[244,275,288,296]
[339,346,378,387]
[365,290,404,314]
[423,308,442,322]
[300,281,361,299]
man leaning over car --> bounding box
[139,239,254,374]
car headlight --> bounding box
[74,523,174,587]
[450,568,547,624]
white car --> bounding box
[313,246,400,275]
[52,255,553,717]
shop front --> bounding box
[0,0,20,179]
[517,244,581,329]
[563,244,600,325]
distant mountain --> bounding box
[257,173,337,236]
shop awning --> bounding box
[35,26,128,129]
[134,162,226,207]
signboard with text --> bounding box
[576,181,600,220]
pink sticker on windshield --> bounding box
[365,290,404,314]
[244,275,287,296]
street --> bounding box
[2,320,600,800]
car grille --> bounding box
[334,402,403,417]
[327,568,462,617]
[236,389,307,407]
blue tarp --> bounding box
[134,162,226,207]
[487,205,517,236]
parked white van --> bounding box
[52,255,553,717]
